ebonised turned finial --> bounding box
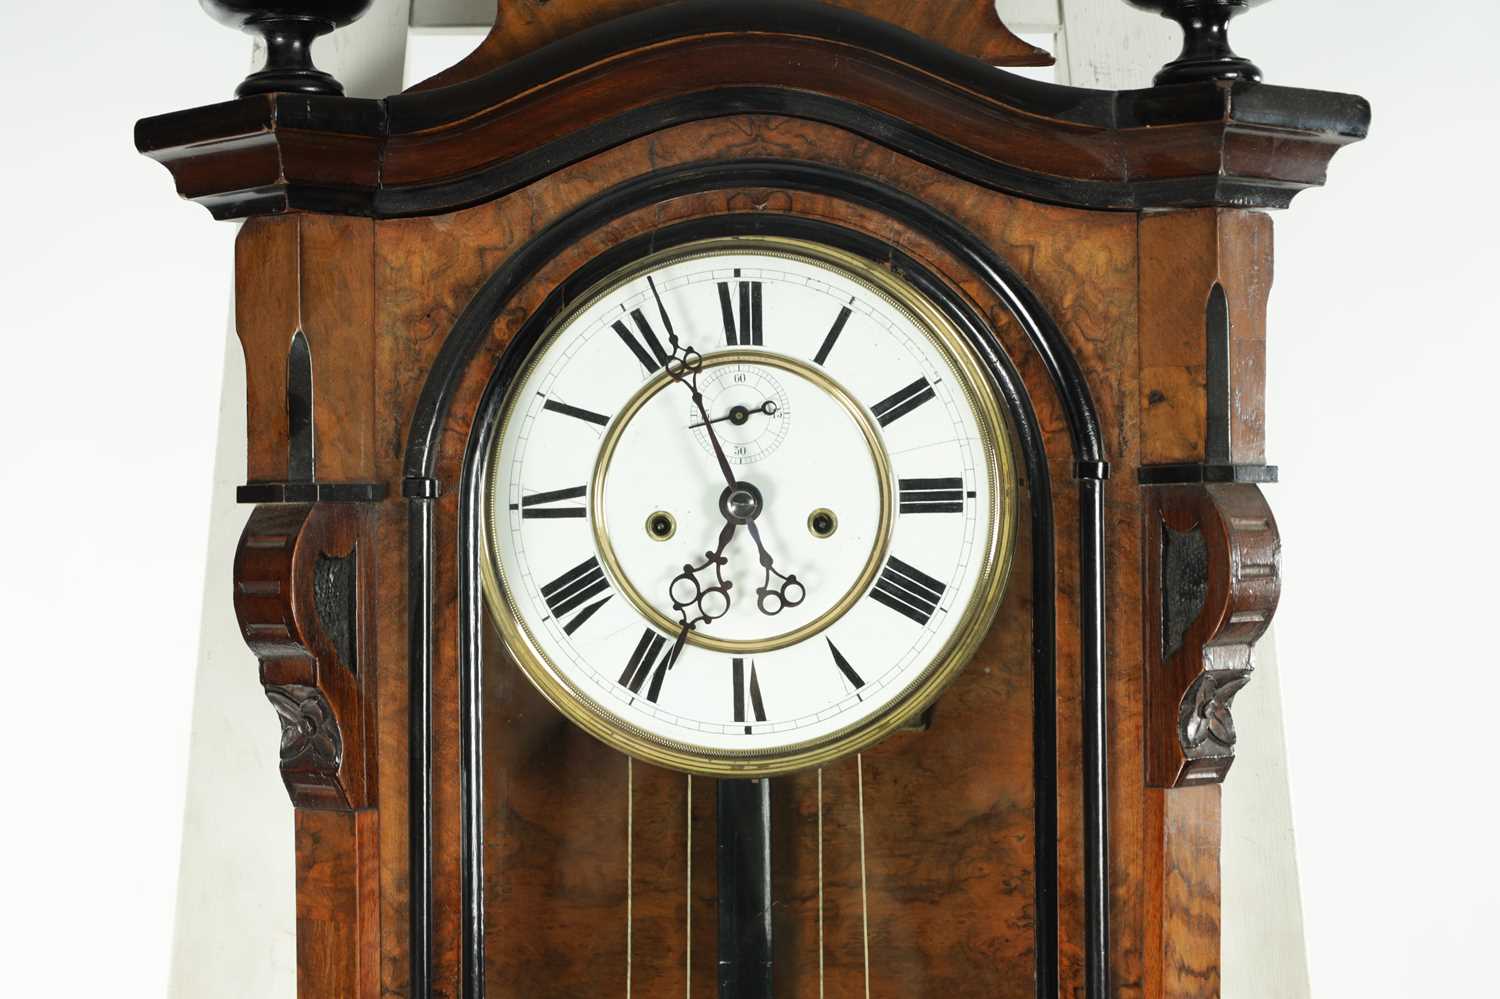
[201,0,373,98]
[1123,0,1268,86]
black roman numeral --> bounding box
[813,304,852,366]
[826,639,865,689]
[871,376,937,427]
[542,397,610,427]
[718,276,763,346]
[870,556,946,626]
[540,556,612,635]
[732,657,767,731]
[618,628,680,702]
[613,308,671,373]
[899,477,965,514]
[518,485,586,519]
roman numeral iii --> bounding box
[718,278,763,346]
[899,477,965,514]
[619,628,679,702]
[540,556,612,634]
[870,556,947,626]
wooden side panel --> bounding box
[372,503,412,997]
[1220,213,1273,465]
[301,216,377,481]
[236,217,297,480]
[296,809,382,999]
[1144,787,1220,999]
[1138,210,1273,466]
[234,216,379,482]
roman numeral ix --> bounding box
[540,556,612,635]
[619,628,680,703]
[516,485,586,519]
[899,477,965,514]
[732,657,767,732]
[718,277,763,346]
[870,556,947,626]
[871,376,936,427]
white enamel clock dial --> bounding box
[482,237,1016,775]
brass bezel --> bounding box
[480,236,1018,777]
[590,349,894,655]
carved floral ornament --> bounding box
[266,683,343,771]
[1180,671,1250,752]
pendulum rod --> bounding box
[717,778,773,998]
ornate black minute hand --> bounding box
[649,275,738,489]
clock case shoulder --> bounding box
[134,0,1369,221]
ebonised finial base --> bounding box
[199,1,373,98]
[1124,0,1268,86]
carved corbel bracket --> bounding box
[234,502,375,810]
[1145,483,1280,787]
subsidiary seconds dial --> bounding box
[482,237,1017,776]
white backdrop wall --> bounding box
[0,6,241,995]
[2,2,1494,997]
[1239,7,1500,996]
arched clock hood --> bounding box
[137,0,1367,221]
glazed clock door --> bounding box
[480,237,1018,775]
[459,209,1052,998]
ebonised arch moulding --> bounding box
[400,169,1110,995]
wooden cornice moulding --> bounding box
[234,502,378,811]
[133,0,1369,220]
[412,0,1053,92]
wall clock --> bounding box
[137,1,1367,997]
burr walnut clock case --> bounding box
[136,2,1368,997]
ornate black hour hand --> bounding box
[745,519,805,616]
[687,399,778,430]
[669,519,737,629]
